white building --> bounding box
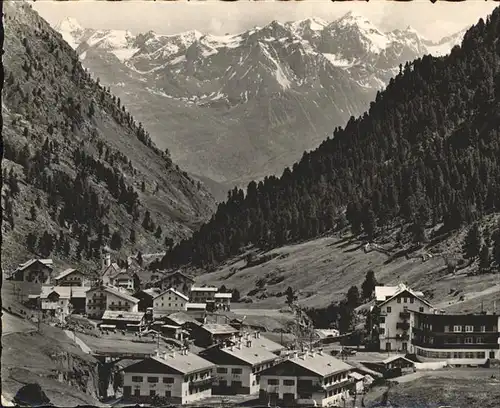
[85,285,139,319]
[189,287,219,304]
[9,259,53,284]
[121,348,215,405]
[258,350,354,407]
[374,284,433,353]
[214,292,232,311]
[199,334,278,395]
[53,268,88,287]
[153,288,189,317]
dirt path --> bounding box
[64,330,93,354]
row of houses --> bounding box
[121,341,362,406]
[9,257,232,324]
[372,283,500,365]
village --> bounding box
[4,252,500,408]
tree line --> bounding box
[155,9,500,271]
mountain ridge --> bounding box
[1,0,216,273]
[51,13,468,187]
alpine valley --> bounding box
[55,13,467,191]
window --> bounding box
[465,337,473,344]
[134,389,141,397]
[402,342,408,350]
[163,377,174,384]
[217,367,228,374]
[132,376,143,383]
[219,380,228,387]
[429,337,434,344]
[283,379,295,386]
[410,298,414,304]
[147,376,159,383]
[480,325,486,332]
[476,337,483,344]
[232,381,242,389]
[419,307,424,312]
[379,317,385,323]
[165,391,171,397]
[387,307,391,313]
[465,325,474,332]
[268,379,279,385]
[380,328,385,334]
[397,298,401,304]
[404,297,408,303]
[403,306,408,311]
[232,368,242,374]
[453,325,462,332]
[149,390,156,397]
[444,325,450,332]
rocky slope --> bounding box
[53,12,466,186]
[1,1,216,274]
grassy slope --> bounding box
[1,1,216,274]
[364,369,500,408]
[194,215,500,311]
[1,313,104,407]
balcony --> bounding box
[400,311,411,319]
[397,322,410,330]
[189,376,214,390]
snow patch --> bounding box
[322,53,354,68]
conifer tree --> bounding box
[361,270,377,300]
[462,223,482,261]
[479,245,490,274]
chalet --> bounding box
[157,271,194,295]
[134,288,162,312]
[100,254,135,291]
[190,286,219,305]
[121,349,215,404]
[258,350,354,407]
[374,283,433,353]
[53,268,88,287]
[360,355,415,378]
[85,285,139,319]
[153,288,189,317]
[35,286,90,315]
[9,259,53,284]
[199,337,278,395]
[101,310,146,330]
[192,324,239,347]
[40,288,71,318]
[214,292,232,311]
[412,310,500,365]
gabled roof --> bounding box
[285,352,353,377]
[40,285,90,299]
[87,285,139,303]
[376,284,430,307]
[142,288,162,298]
[166,312,201,326]
[154,288,189,301]
[102,310,145,322]
[124,352,214,375]
[375,284,425,302]
[219,342,278,366]
[157,270,195,283]
[382,355,415,365]
[201,324,239,335]
[101,263,124,278]
[17,259,53,271]
[54,268,81,281]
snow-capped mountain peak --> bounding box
[54,17,83,33]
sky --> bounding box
[32,0,498,41]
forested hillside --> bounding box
[1,1,215,273]
[156,7,500,271]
